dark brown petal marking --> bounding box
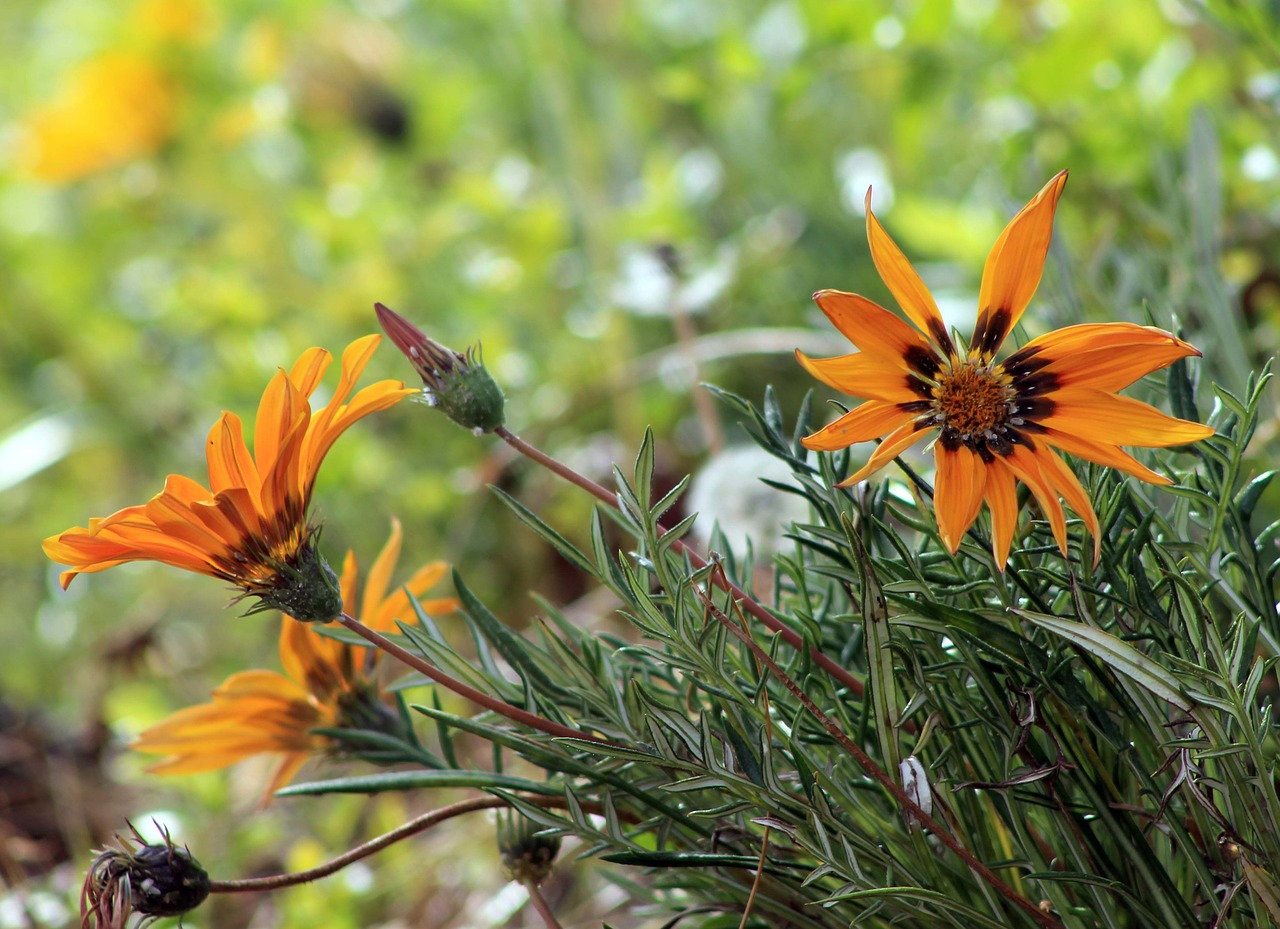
[1001,350,1052,381]
[1014,397,1056,421]
[939,428,963,451]
[900,400,935,414]
[986,432,1014,456]
[903,345,942,378]
[971,307,1012,358]
[926,319,956,358]
[975,444,995,463]
[907,375,933,399]
[1014,371,1061,397]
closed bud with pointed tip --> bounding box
[375,302,506,433]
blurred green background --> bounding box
[3,0,1279,925]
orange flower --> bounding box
[43,335,414,621]
[797,171,1215,566]
[131,520,457,799]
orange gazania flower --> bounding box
[132,520,458,798]
[797,171,1215,566]
[43,335,414,621]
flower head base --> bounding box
[798,171,1215,567]
[83,823,209,929]
[43,335,414,619]
[375,302,506,433]
[132,521,458,801]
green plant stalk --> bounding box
[697,587,1065,929]
[495,426,871,701]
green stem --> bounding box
[494,426,870,701]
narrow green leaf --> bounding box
[1015,609,1192,712]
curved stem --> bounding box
[495,426,868,699]
[209,795,588,894]
[336,612,618,747]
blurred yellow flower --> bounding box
[132,520,458,800]
[19,52,176,183]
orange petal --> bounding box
[864,190,955,355]
[801,401,917,452]
[836,420,931,488]
[811,290,940,374]
[1039,426,1171,485]
[370,561,454,631]
[971,171,1068,359]
[984,457,1018,567]
[794,349,925,403]
[340,548,359,618]
[288,346,333,398]
[933,444,987,553]
[1007,323,1201,392]
[362,519,404,622]
[1030,445,1100,564]
[1002,443,1068,557]
[205,411,263,511]
[1041,389,1216,448]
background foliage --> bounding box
[4,0,1280,926]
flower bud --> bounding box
[83,824,210,928]
[375,302,506,433]
[497,810,561,886]
[243,537,344,623]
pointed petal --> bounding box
[1039,426,1171,485]
[794,349,924,403]
[1002,443,1068,556]
[971,171,1068,358]
[811,290,941,375]
[864,190,955,355]
[836,420,931,487]
[340,548,359,619]
[1031,445,1101,564]
[362,519,403,623]
[933,444,987,553]
[1040,389,1216,448]
[984,457,1018,567]
[1006,323,1202,392]
[206,412,263,517]
[288,346,333,398]
[801,402,917,452]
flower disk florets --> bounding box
[932,362,1018,450]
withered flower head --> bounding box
[375,302,506,433]
[82,823,209,929]
[43,336,414,622]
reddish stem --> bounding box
[336,612,617,747]
[495,426,868,700]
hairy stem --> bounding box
[209,795,589,893]
[336,612,617,747]
[494,426,869,700]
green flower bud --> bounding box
[375,302,506,433]
[242,537,344,623]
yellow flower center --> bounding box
[931,361,1017,447]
